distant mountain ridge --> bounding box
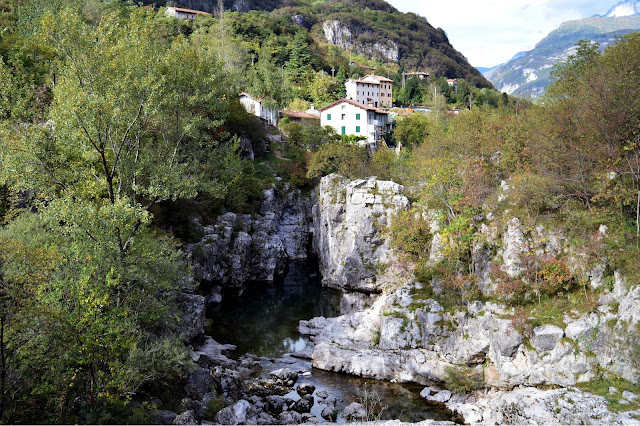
[485,1,640,98]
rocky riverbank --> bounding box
[299,173,640,424]
[175,173,640,424]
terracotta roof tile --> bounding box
[318,98,388,115]
[281,110,320,119]
[167,6,211,16]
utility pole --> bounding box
[402,71,406,89]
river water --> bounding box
[207,261,451,423]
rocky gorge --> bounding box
[172,173,640,425]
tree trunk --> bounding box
[0,314,6,421]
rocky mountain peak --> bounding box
[605,0,640,17]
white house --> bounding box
[345,78,380,108]
[165,6,211,19]
[361,74,393,108]
[345,74,394,109]
[239,92,278,126]
[319,99,390,144]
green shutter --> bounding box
[341,126,346,135]
[356,113,360,120]
[356,126,360,133]
[327,113,331,121]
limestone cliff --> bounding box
[187,184,312,299]
[312,174,409,293]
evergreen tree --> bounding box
[284,31,312,78]
[336,67,347,98]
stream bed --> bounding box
[207,261,451,423]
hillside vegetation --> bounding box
[144,0,491,88]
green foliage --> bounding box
[306,139,368,180]
[393,113,436,147]
[443,366,484,393]
[577,375,640,413]
[0,4,268,423]
[0,184,9,224]
[390,209,431,260]
[0,211,192,423]
[307,72,341,106]
[284,31,313,77]
[397,76,423,106]
[251,46,291,108]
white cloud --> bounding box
[386,0,615,66]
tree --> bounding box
[284,31,312,78]
[398,76,423,105]
[335,66,347,97]
[308,72,341,106]
[251,47,290,108]
[393,113,437,148]
[0,7,235,421]
[307,137,368,179]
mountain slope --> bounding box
[486,11,640,98]
[148,0,492,88]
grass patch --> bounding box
[443,365,484,393]
[382,310,409,319]
[577,376,640,413]
[500,290,599,335]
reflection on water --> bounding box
[284,366,452,423]
[207,261,342,358]
[206,261,452,423]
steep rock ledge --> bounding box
[187,184,312,299]
[313,174,409,293]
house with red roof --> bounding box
[165,6,211,19]
[319,99,391,144]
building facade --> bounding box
[345,79,381,108]
[319,99,390,144]
[345,74,394,109]
[361,75,393,108]
[165,6,211,19]
[239,92,278,126]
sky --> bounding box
[385,0,618,67]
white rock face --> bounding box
[373,41,400,62]
[313,174,409,292]
[323,20,353,50]
[304,283,597,388]
[523,68,538,82]
[606,0,640,17]
[447,387,640,425]
[322,21,400,61]
[501,217,527,277]
[500,83,520,94]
